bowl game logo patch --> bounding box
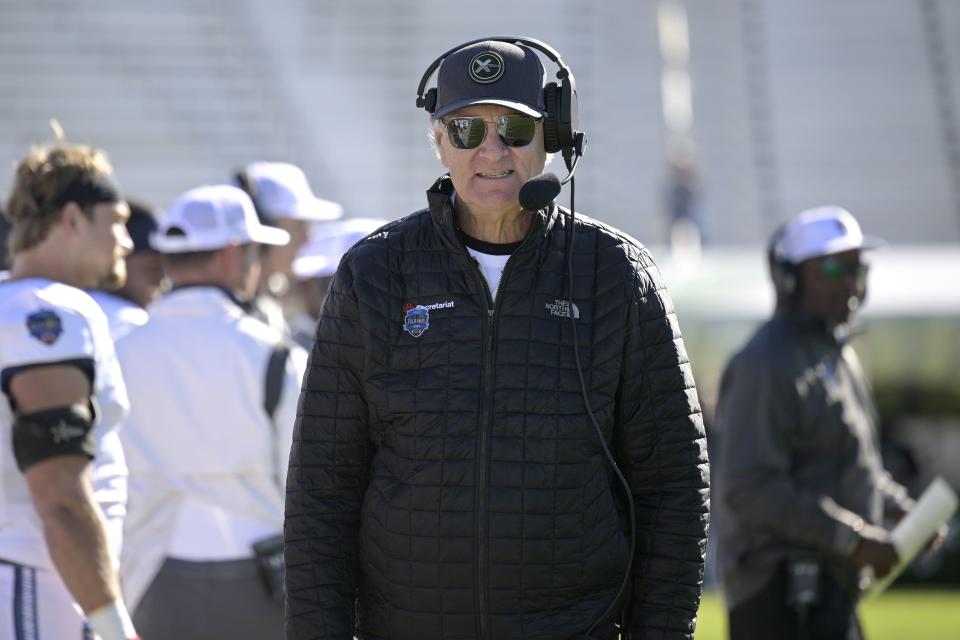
[402,304,429,338]
[26,309,63,345]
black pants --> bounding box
[134,557,283,639]
[728,563,863,640]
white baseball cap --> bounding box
[775,205,885,264]
[153,185,291,254]
[242,162,343,222]
[292,218,388,280]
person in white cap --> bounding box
[286,218,388,349]
[0,143,139,640]
[116,185,307,638]
[713,206,941,639]
[234,162,342,333]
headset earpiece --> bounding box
[542,72,578,153]
[419,88,437,114]
[776,262,798,295]
[554,69,578,152]
[767,223,800,297]
[233,170,268,225]
[542,82,562,153]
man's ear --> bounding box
[60,201,84,233]
[435,127,450,168]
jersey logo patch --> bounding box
[402,304,430,338]
[26,309,63,345]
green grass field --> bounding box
[694,589,960,640]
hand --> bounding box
[851,523,899,578]
[884,499,913,526]
[922,523,949,556]
[86,599,139,640]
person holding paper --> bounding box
[713,206,923,640]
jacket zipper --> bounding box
[472,252,518,640]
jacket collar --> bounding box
[425,174,558,249]
[155,284,252,317]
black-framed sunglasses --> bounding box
[818,255,868,281]
[443,115,539,150]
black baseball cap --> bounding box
[433,40,546,119]
[125,199,159,255]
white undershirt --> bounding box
[467,247,511,300]
[168,498,277,560]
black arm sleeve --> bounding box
[12,403,96,472]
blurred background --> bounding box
[2,0,958,637]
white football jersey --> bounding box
[0,278,129,569]
[88,290,149,341]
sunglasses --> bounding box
[443,115,539,150]
[818,256,868,281]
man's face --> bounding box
[81,201,133,290]
[798,249,867,325]
[119,251,164,308]
[238,242,264,300]
[261,217,308,290]
[296,275,334,319]
[435,104,547,217]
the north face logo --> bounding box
[545,299,579,319]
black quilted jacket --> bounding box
[284,176,709,640]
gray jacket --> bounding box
[713,309,908,608]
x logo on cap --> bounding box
[469,51,504,83]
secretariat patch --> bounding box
[403,305,430,338]
[26,309,63,345]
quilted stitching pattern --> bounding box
[285,177,709,640]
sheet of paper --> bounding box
[868,476,958,598]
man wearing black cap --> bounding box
[89,199,164,340]
[285,38,708,640]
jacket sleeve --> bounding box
[284,260,371,639]
[616,260,710,640]
[275,344,308,492]
[716,345,864,557]
[844,347,911,514]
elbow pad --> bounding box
[12,404,96,472]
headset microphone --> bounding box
[518,174,560,212]
[518,132,585,212]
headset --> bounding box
[233,169,267,224]
[767,223,801,297]
[416,36,580,155]
[418,38,633,639]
